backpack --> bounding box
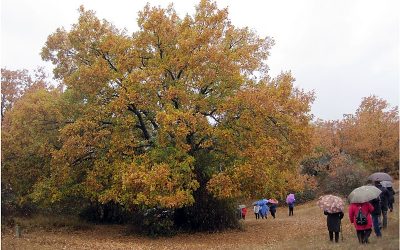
[355,207,367,225]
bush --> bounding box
[1,183,38,217]
[79,202,129,224]
[294,186,317,204]
[127,186,240,236]
[321,165,368,196]
[130,208,176,237]
[174,188,239,232]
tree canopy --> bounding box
[32,0,315,210]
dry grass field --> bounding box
[2,192,399,250]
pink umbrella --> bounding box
[317,195,344,213]
[268,198,279,204]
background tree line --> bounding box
[301,95,398,197]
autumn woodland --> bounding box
[1,0,399,247]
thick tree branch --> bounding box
[267,116,289,141]
[177,64,188,79]
[128,104,151,140]
[171,97,179,109]
[166,69,176,81]
[71,150,95,166]
[102,53,118,72]
[142,110,159,130]
[200,83,213,95]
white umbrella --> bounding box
[348,185,382,203]
[381,181,392,188]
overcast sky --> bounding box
[1,0,399,120]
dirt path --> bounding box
[2,196,399,249]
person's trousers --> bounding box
[371,214,382,237]
[329,231,339,242]
[382,210,388,228]
[255,213,259,219]
[289,207,293,216]
[271,211,276,218]
[356,229,372,244]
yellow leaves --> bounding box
[118,151,198,209]
[28,1,315,211]
[207,173,236,199]
[156,107,212,152]
[216,73,314,165]
[1,83,65,206]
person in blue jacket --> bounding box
[258,199,269,219]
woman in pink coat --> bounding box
[348,202,374,244]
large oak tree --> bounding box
[3,1,315,229]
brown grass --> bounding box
[2,193,399,249]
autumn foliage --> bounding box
[303,96,399,195]
[2,0,396,233]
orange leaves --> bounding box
[341,96,399,171]
[311,96,398,173]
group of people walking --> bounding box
[253,202,278,219]
[241,174,396,245]
[349,180,395,244]
[252,194,295,220]
[324,180,395,244]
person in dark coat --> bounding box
[269,203,277,219]
[386,186,395,212]
[288,202,295,216]
[375,181,390,228]
[324,210,344,242]
[370,197,382,237]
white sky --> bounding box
[1,0,399,120]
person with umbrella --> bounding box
[255,199,268,219]
[369,173,392,229]
[259,199,270,219]
[374,180,390,229]
[253,203,260,220]
[286,194,295,216]
[381,181,395,212]
[348,185,380,244]
[317,195,344,243]
[268,199,278,219]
